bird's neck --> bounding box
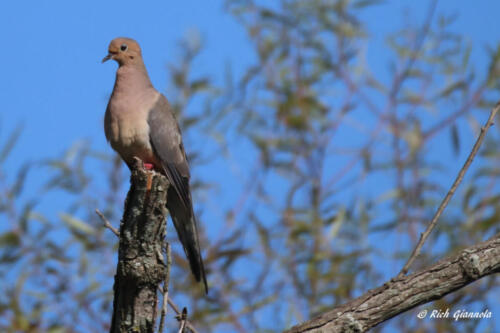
[113,63,154,96]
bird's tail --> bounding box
[167,189,208,294]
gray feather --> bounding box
[147,95,208,293]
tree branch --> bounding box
[98,200,199,333]
[286,103,500,332]
[158,242,171,333]
[285,232,500,332]
[109,158,169,333]
[96,208,120,237]
[399,102,500,276]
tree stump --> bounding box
[110,159,169,333]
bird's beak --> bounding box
[102,53,112,63]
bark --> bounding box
[285,232,500,333]
[110,159,169,333]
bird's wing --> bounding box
[147,94,191,207]
[147,94,208,293]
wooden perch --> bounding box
[285,232,500,332]
[110,158,169,333]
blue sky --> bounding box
[1,0,499,331]
[1,0,498,169]
[0,0,249,161]
[1,0,498,188]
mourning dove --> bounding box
[102,37,208,294]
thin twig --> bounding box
[423,84,486,140]
[177,307,188,333]
[165,294,182,314]
[398,102,500,277]
[165,296,199,333]
[158,243,171,333]
[95,208,119,236]
[158,285,199,333]
[388,0,437,102]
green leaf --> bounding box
[190,78,210,92]
[0,231,21,247]
[353,0,385,8]
[0,123,23,164]
[328,207,345,239]
[450,123,460,156]
[59,213,95,235]
[436,80,467,99]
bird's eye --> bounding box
[120,44,128,51]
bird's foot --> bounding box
[141,163,154,191]
[146,172,153,191]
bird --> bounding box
[102,37,208,294]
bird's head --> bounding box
[102,37,142,66]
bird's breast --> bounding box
[105,92,161,166]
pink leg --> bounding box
[143,163,154,191]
